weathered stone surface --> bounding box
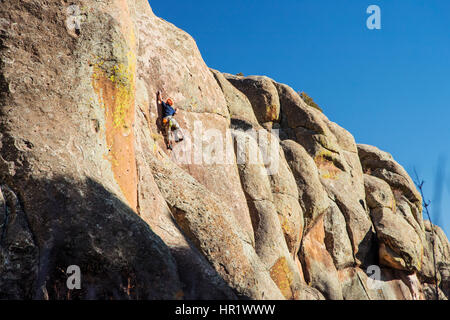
[0,185,38,299]
[326,120,358,154]
[147,142,284,299]
[300,215,343,300]
[1,0,449,301]
[373,269,416,300]
[233,131,304,299]
[267,146,304,256]
[338,267,376,300]
[134,107,237,299]
[137,4,228,119]
[0,0,185,299]
[136,8,254,245]
[0,176,184,299]
[272,193,303,257]
[364,174,423,273]
[422,283,448,300]
[358,144,422,218]
[281,140,329,227]
[273,82,322,130]
[210,69,259,129]
[364,174,396,210]
[276,83,374,267]
[421,221,450,297]
[372,208,423,272]
[274,86,342,161]
[395,196,425,240]
[321,176,376,267]
[225,74,280,124]
[324,201,354,269]
[361,146,429,275]
[172,112,255,244]
[273,81,332,145]
[338,267,421,300]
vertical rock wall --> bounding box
[0,0,448,300]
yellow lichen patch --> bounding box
[314,151,341,180]
[92,50,137,211]
[280,215,293,238]
[269,257,294,300]
[279,214,298,255]
[392,189,405,212]
[314,135,339,153]
[391,197,397,212]
[265,104,279,122]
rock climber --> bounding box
[157,90,184,150]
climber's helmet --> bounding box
[166,98,174,106]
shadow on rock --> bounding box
[0,175,237,300]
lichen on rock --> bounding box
[0,0,448,301]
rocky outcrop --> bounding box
[422,221,450,298]
[224,74,280,126]
[0,0,448,300]
[300,215,343,300]
[360,147,424,273]
[210,69,259,129]
[280,140,329,227]
[358,144,423,222]
[0,185,38,299]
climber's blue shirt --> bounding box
[162,101,176,118]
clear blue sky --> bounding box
[150,0,450,236]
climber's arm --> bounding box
[157,90,162,104]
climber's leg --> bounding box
[173,129,181,142]
[175,128,184,142]
[163,116,175,150]
[168,129,175,148]
[169,118,183,142]
[166,131,174,150]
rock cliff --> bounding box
[0,0,448,300]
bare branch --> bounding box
[413,168,439,300]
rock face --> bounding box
[0,0,449,300]
[224,74,280,126]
